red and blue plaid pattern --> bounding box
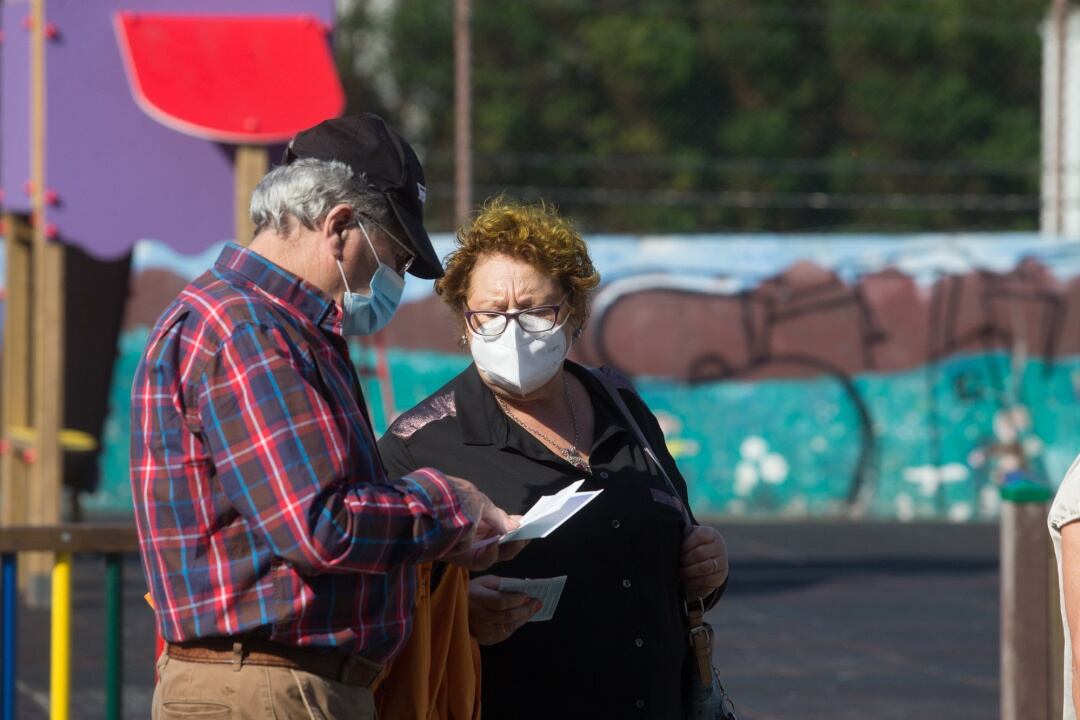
[131,243,472,660]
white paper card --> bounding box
[497,575,568,622]
[498,480,601,543]
[466,480,602,551]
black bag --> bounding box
[588,368,739,720]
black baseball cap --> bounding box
[283,113,443,279]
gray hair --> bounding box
[249,158,390,236]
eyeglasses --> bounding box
[357,215,415,275]
[464,298,566,337]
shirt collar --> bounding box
[571,363,627,449]
[457,364,507,446]
[214,243,340,331]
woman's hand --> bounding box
[680,525,729,600]
[468,575,543,645]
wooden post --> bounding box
[1000,480,1055,720]
[28,242,64,600]
[0,216,33,529]
[0,524,139,553]
[234,146,268,246]
[25,0,64,602]
[454,0,473,227]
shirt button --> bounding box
[635,699,645,709]
[634,637,645,648]
[622,578,632,588]
[611,519,621,529]
[599,471,609,479]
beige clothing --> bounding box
[153,653,376,720]
[1049,455,1080,720]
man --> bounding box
[131,114,519,719]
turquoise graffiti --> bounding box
[84,234,1080,519]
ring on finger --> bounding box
[711,558,719,573]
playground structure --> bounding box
[0,2,344,717]
[0,525,137,720]
[0,0,342,589]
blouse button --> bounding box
[634,637,645,648]
[635,699,646,709]
[599,471,609,479]
[611,519,621,529]
[622,578,632,588]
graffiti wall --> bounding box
[58,233,1080,520]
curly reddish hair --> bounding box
[436,197,600,331]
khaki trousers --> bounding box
[153,653,376,720]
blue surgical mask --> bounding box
[336,223,405,335]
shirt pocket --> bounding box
[628,494,685,567]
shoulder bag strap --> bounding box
[588,366,714,684]
[587,367,694,527]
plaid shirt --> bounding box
[131,243,473,661]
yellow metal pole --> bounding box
[49,551,71,720]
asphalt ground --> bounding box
[708,520,998,720]
[6,520,999,719]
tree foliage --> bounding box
[337,0,1044,233]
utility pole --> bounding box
[454,0,473,227]
[1053,0,1069,236]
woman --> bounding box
[1051,455,1080,719]
[378,199,728,719]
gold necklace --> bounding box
[496,382,590,473]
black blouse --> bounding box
[378,361,715,719]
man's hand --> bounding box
[468,575,542,645]
[443,476,527,570]
[680,525,729,599]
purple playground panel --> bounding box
[0,0,336,261]
[0,5,31,217]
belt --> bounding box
[166,638,384,688]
